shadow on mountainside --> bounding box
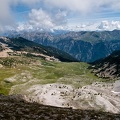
[0,94,120,120]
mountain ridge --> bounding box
[7,30,120,62]
[0,37,78,62]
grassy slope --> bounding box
[0,56,104,95]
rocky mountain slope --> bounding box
[0,37,78,62]
[92,50,120,79]
[0,94,120,120]
[0,36,120,117]
[8,30,120,62]
[0,54,120,114]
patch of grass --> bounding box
[0,56,37,95]
[0,68,21,95]
[0,56,105,95]
[29,61,103,88]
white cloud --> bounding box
[21,0,40,5]
[0,1,13,25]
[53,11,67,26]
[62,20,120,31]
[16,9,67,31]
[98,21,120,30]
[28,9,54,30]
[0,0,42,32]
[0,0,120,23]
[0,0,41,23]
[0,0,120,32]
[0,0,67,32]
[17,23,33,31]
[44,0,120,14]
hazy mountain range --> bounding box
[7,30,120,62]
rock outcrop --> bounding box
[92,50,120,79]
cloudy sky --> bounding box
[0,0,120,32]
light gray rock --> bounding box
[113,80,120,93]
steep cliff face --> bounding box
[8,30,120,62]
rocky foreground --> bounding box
[10,82,120,114]
[0,94,120,120]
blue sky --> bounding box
[12,2,120,23]
[0,0,120,32]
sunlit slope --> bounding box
[0,56,103,95]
